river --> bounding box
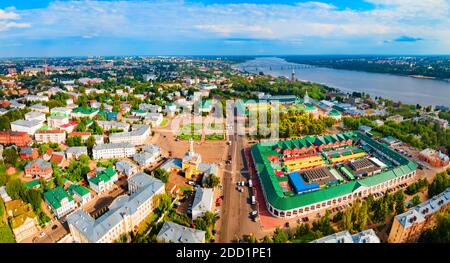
[234,57,450,107]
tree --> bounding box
[67,136,83,147]
[64,156,90,182]
[428,171,450,197]
[245,234,258,243]
[272,227,289,243]
[54,175,64,188]
[203,174,220,188]
[89,121,104,135]
[203,211,217,227]
[5,179,23,200]
[152,168,170,184]
[418,211,450,243]
[85,135,96,149]
[410,195,421,207]
[0,198,5,218]
[262,235,273,243]
[155,193,172,214]
[393,190,405,214]
[3,148,18,167]
[75,122,86,132]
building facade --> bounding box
[92,143,136,159]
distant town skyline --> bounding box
[0,0,449,57]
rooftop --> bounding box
[157,221,205,243]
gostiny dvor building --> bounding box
[251,131,417,218]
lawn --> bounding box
[205,133,224,140]
[0,223,16,243]
[159,118,168,127]
[137,213,159,235]
[178,133,202,141]
[179,186,192,193]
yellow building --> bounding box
[5,200,39,242]
[182,139,202,179]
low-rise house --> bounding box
[133,152,158,167]
[139,104,162,113]
[5,200,39,242]
[71,107,99,118]
[68,184,92,206]
[386,114,404,123]
[164,103,178,117]
[0,131,32,147]
[24,111,46,123]
[311,229,380,243]
[108,124,150,146]
[97,120,130,131]
[115,160,138,177]
[67,173,165,243]
[419,148,449,167]
[157,221,206,243]
[66,146,88,160]
[88,167,118,194]
[35,129,66,144]
[10,119,43,135]
[50,107,72,117]
[29,104,49,114]
[131,109,147,117]
[59,121,78,133]
[50,152,65,167]
[44,187,77,219]
[42,148,54,161]
[20,147,39,160]
[144,113,163,127]
[374,119,385,126]
[24,158,53,180]
[92,143,136,159]
[133,144,161,166]
[47,115,69,129]
[25,94,49,102]
[0,186,12,202]
[191,187,214,220]
[122,116,141,123]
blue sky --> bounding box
[0,0,449,57]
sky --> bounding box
[0,0,449,57]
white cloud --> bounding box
[0,0,449,51]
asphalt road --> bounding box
[219,106,258,243]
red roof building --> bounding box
[20,147,39,160]
[0,131,32,147]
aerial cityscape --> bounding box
[0,0,449,247]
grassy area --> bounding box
[292,232,316,243]
[205,133,224,140]
[137,213,159,235]
[179,186,192,192]
[0,223,16,243]
[178,133,202,141]
[159,118,168,127]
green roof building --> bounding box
[250,131,417,218]
[68,184,92,205]
[43,187,77,219]
[24,179,40,189]
[71,107,99,118]
[88,167,118,194]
